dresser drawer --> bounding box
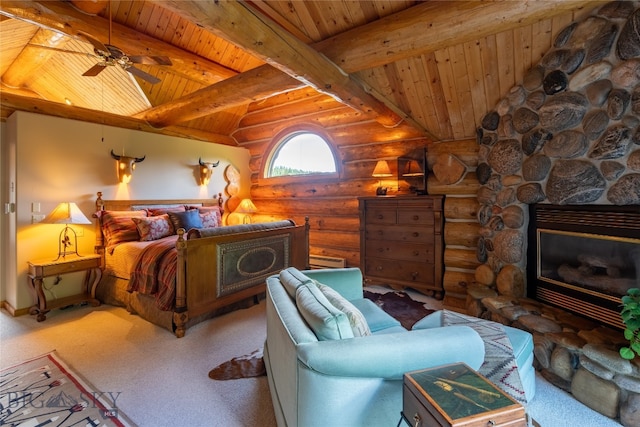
[365,208,397,225]
[364,258,434,284]
[365,225,435,244]
[398,210,434,226]
[365,240,434,262]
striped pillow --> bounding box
[101,210,147,248]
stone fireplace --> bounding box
[468,2,640,425]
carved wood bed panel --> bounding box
[93,192,310,337]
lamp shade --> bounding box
[41,202,91,225]
[235,199,257,214]
[372,160,392,177]
[402,160,424,177]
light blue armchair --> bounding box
[263,267,486,427]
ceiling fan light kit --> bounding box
[77,30,172,85]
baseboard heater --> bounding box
[309,254,347,269]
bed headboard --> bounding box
[93,191,225,252]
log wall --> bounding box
[233,90,480,306]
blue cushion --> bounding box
[295,283,354,341]
[350,298,402,332]
[168,209,203,231]
[279,267,313,298]
[315,282,371,337]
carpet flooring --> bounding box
[1,286,623,426]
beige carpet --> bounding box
[0,288,622,427]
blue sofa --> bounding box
[264,267,535,427]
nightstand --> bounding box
[27,254,102,322]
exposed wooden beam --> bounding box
[156,0,406,129]
[140,64,306,128]
[313,1,606,73]
[0,0,238,85]
[0,89,238,146]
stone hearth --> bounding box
[467,289,640,425]
[470,2,640,425]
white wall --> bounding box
[7,111,251,311]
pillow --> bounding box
[295,282,354,341]
[148,206,185,216]
[315,281,371,337]
[132,214,174,241]
[200,210,221,228]
[168,210,203,231]
[101,210,147,247]
[280,267,313,298]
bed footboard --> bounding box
[173,219,310,337]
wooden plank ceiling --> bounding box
[0,0,602,145]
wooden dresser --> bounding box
[359,195,444,298]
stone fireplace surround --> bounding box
[470,2,640,425]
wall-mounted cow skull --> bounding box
[198,158,220,186]
[111,150,146,184]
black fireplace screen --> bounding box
[529,204,640,329]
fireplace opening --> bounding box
[528,204,640,329]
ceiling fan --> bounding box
[78,31,172,85]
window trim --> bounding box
[261,124,341,180]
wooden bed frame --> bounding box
[93,192,310,337]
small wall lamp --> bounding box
[110,150,146,184]
[235,198,257,224]
[40,202,91,261]
[372,160,392,195]
[402,159,424,177]
[198,158,220,186]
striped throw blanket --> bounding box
[442,310,528,406]
[128,237,178,311]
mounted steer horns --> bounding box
[198,158,220,186]
[111,149,146,184]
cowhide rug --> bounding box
[208,289,433,380]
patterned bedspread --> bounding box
[128,236,178,311]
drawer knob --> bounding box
[412,232,419,237]
[411,272,419,280]
[413,215,419,221]
[413,250,420,256]
[413,413,421,427]
[377,230,384,236]
[376,265,383,271]
[377,214,384,220]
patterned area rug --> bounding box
[0,351,135,426]
[442,310,527,406]
[208,289,433,380]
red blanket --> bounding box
[128,237,178,311]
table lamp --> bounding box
[235,199,257,224]
[372,160,392,195]
[41,202,92,260]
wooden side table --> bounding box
[27,254,102,322]
[401,363,527,427]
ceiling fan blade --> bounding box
[77,31,109,55]
[127,65,161,84]
[129,55,173,66]
[82,63,107,77]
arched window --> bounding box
[265,130,338,178]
